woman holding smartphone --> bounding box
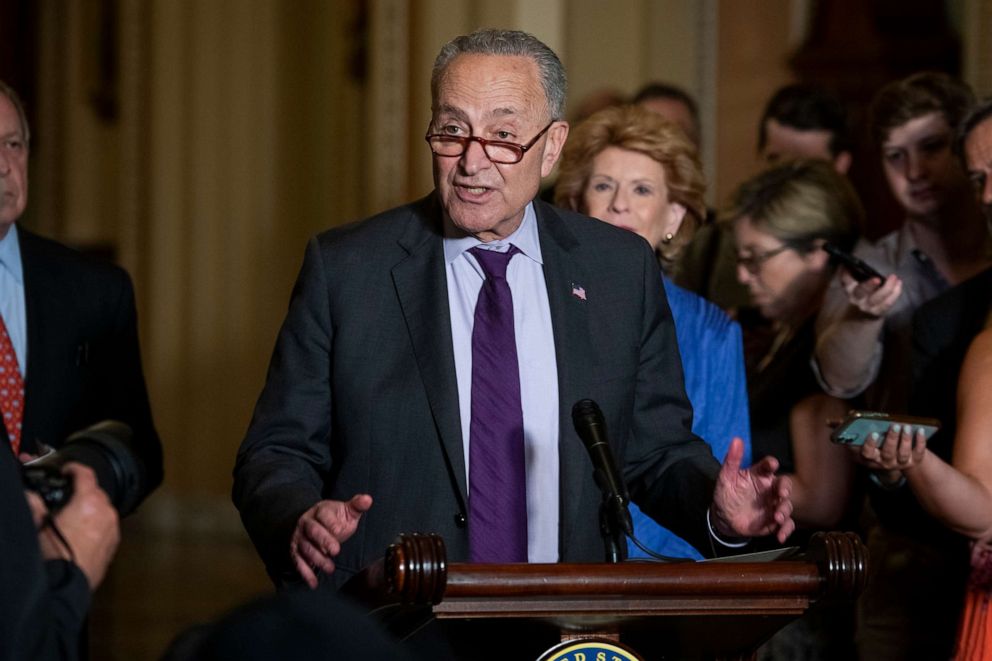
[857,318,992,661]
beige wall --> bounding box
[560,0,797,203]
[963,0,992,95]
[714,0,796,205]
[30,0,371,531]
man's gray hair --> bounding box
[431,29,567,121]
[0,80,30,145]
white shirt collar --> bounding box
[442,202,544,266]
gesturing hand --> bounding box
[711,438,795,544]
[290,494,373,589]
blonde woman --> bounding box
[556,105,750,560]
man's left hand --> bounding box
[710,438,795,544]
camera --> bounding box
[21,420,147,516]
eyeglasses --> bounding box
[425,121,555,164]
[736,244,791,275]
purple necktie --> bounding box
[468,245,527,563]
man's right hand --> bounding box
[290,494,373,589]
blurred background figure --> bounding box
[163,587,416,661]
[0,80,162,502]
[571,86,625,124]
[723,160,862,660]
[0,75,158,661]
[676,83,861,378]
[872,97,992,661]
[757,83,853,173]
[679,82,858,364]
[725,160,860,534]
[555,104,750,561]
[631,81,740,311]
[814,72,990,661]
[632,81,701,148]
[813,72,988,415]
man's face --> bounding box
[964,116,992,230]
[0,94,28,235]
[881,111,968,219]
[430,53,568,242]
[761,118,849,173]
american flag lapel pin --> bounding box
[570,282,587,301]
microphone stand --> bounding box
[571,399,634,564]
[598,493,626,563]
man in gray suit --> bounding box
[233,29,794,592]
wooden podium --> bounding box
[343,531,868,660]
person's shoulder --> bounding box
[310,196,436,255]
[961,326,992,381]
[538,201,643,242]
[853,230,897,265]
[914,265,992,333]
[858,223,926,273]
[968,325,992,355]
[535,200,654,266]
[665,279,736,329]
[19,227,131,287]
[920,266,992,313]
[665,280,741,354]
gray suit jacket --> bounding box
[233,195,721,586]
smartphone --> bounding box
[830,410,941,446]
[822,243,885,283]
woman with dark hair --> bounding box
[555,105,749,560]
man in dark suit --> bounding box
[0,80,161,498]
[233,29,794,594]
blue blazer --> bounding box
[629,278,750,560]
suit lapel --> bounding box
[534,202,601,549]
[391,197,468,505]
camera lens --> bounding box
[27,421,145,516]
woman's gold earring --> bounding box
[663,232,674,244]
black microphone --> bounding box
[572,399,633,536]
